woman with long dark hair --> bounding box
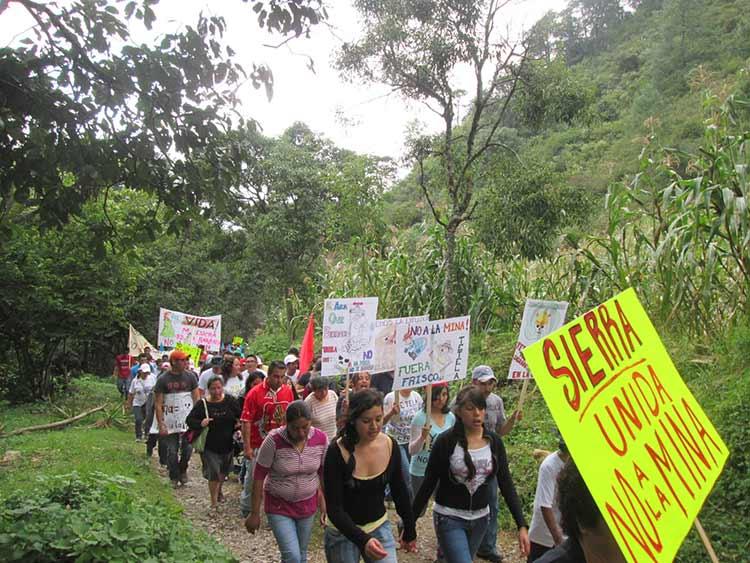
[412,386,530,562]
[323,389,417,562]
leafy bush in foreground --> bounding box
[0,472,236,563]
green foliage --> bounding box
[475,159,591,260]
[246,332,292,364]
[0,472,236,562]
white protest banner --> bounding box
[394,315,471,390]
[321,297,379,378]
[371,315,430,374]
[129,324,156,358]
[157,308,221,351]
[508,299,569,380]
[148,392,194,434]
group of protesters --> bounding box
[114,347,622,563]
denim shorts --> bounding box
[323,519,397,563]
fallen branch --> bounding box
[0,405,106,438]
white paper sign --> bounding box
[508,299,569,380]
[370,315,430,374]
[149,392,194,434]
[157,307,222,351]
[394,315,471,390]
[321,297,379,377]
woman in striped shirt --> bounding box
[245,401,328,563]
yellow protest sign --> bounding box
[175,342,201,368]
[523,288,728,563]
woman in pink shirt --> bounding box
[245,401,328,563]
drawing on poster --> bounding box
[508,299,568,380]
[371,315,430,374]
[321,297,378,377]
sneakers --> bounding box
[476,552,503,563]
[179,472,189,485]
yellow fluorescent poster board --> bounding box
[175,342,201,368]
[522,288,728,563]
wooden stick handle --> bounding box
[517,379,530,413]
[424,384,433,449]
[694,518,719,563]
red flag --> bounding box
[299,313,315,375]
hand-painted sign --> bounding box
[523,288,728,563]
[158,308,221,351]
[321,297,379,377]
[394,316,470,390]
[371,315,430,374]
[508,299,569,380]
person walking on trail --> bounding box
[383,386,424,499]
[323,389,417,563]
[113,350,132,399]
[186,376,242,509]
[409,382,456,507]
[222,357,245,399]
[199,356,224,396]
[471,365,522,563]
[534,460,626,563]
[526,438,570,562]
[246,401,328,563]
[336,371,370,430]
[239,360,294,517]
[145,361,170,461]
[412,386,529,563]
[304,376,338,441]
[126,363,156,442]
[153,349,200,488]
[284,354,300,386]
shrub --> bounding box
[0,472,237,562]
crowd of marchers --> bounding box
[113,348,626,563]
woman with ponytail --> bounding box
[323,388,417,562]
[412,386,530,563]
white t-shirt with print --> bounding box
[128,373,156,407]
[434,442,494,520]
[383,390,424,445]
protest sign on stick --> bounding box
[175,342,201,368]
[128,324,156,358]
[523,288,728,563]
[394,315,470,390]
[158,308,221,351]
[321,297,379,378]
[371,315,430,374]
[148,392,194,435]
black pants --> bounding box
[161,432,192,481]
[527,541,553,563]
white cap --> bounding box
[284,354,298,365]
[138,363,151,373]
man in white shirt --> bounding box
[527,438,570,562]
[198,356,223,395]
[283,353,299,385]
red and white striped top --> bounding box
[254,426,328,518]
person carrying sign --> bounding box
[153,349,200,488]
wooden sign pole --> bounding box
[423,384,433,449]
[694,518,719,563]
[517,378,530,413]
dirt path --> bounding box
[160,457,525,563]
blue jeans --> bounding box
[161,432,192,482]
[479,476,499,555]
[324,519,397,563]
[267,512,315,563]
[434,511,489,563]
[239,457,256,517]
[132,405,146,439]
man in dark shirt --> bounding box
[154,349,200,487]
[533,460,626,563]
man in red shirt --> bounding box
[113,351,133,399]
[239,360,293,517]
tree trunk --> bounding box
[285,287,294,343]
[444,226,458,318]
